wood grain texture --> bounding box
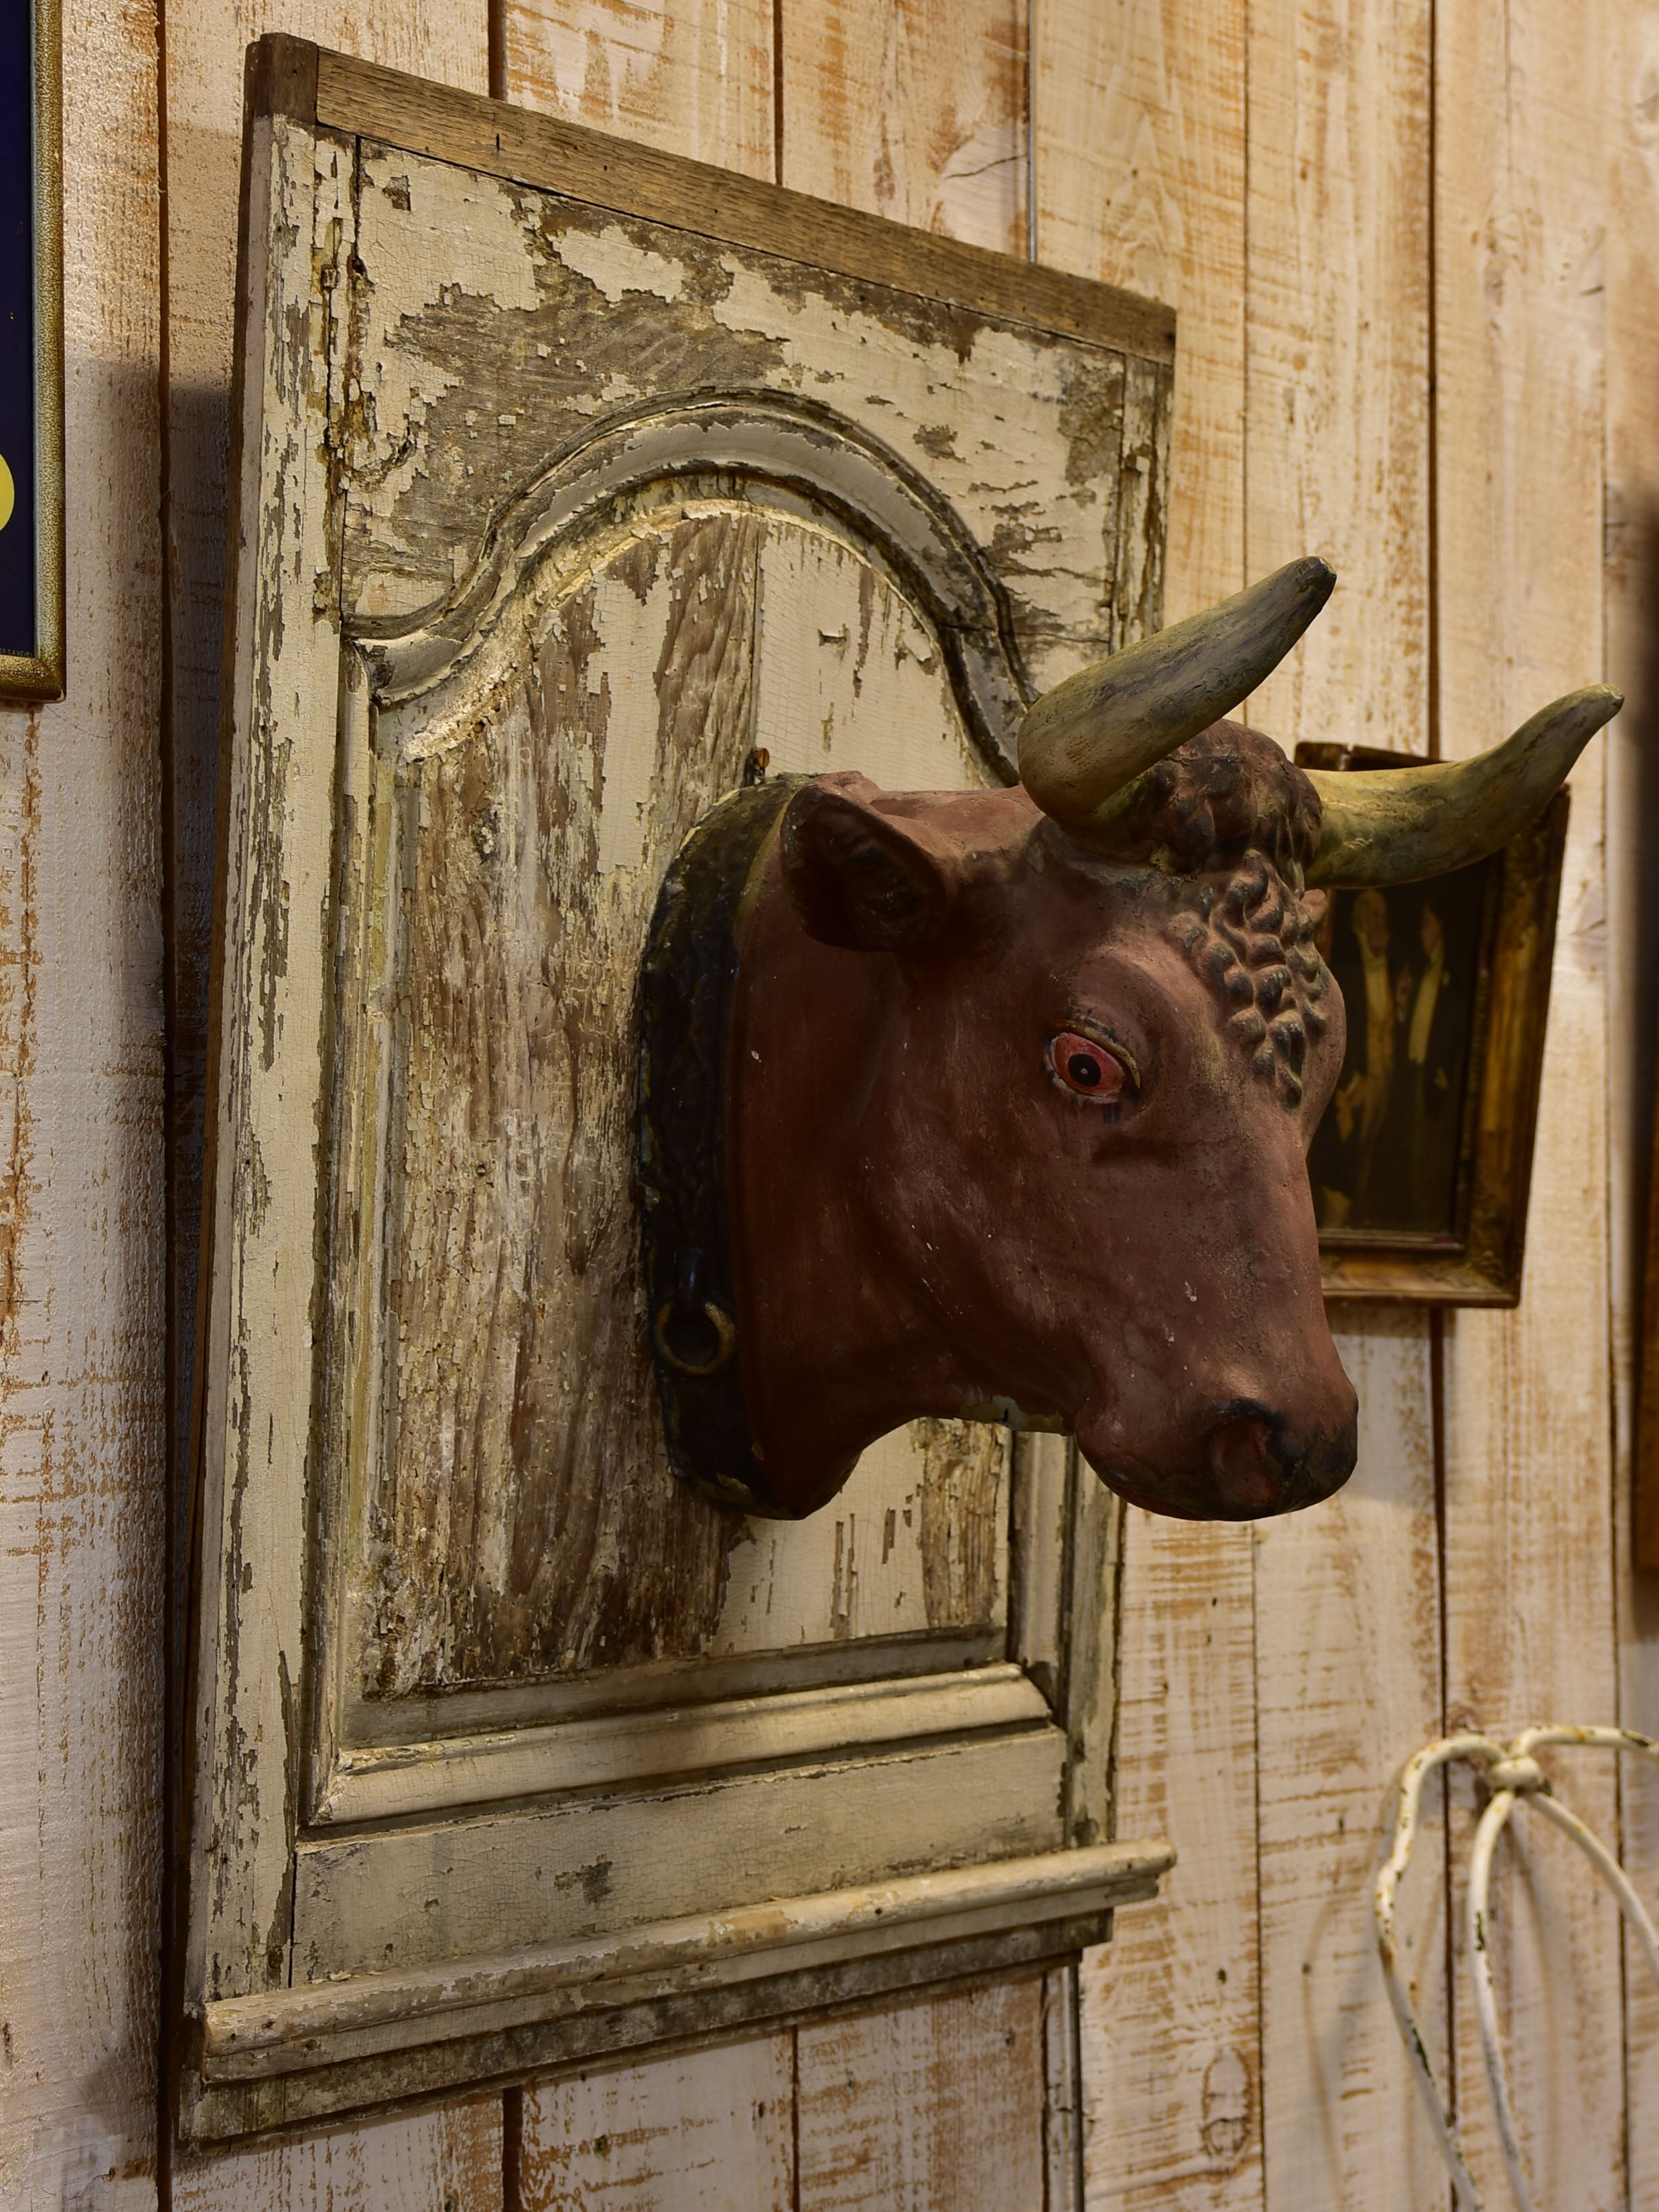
[1606,3,1659,2196]
[1077,1520,1263,2209]
[1244,0,1431,754]
[160,0,492,1663]
[796,1977,1047,2209]
[780,0,1027,254]
[1239,9,1443,2205]
[515,2037,793,2208]
[171,2094,503,2211]
[1434,2,1622,2203]
[350,510,1009,1690]
[1033,0,1245,621]
[0,0,165,2204]
[1255,1314,1446,2203]
[161,0,486,2186]
[1033,9,1264,2206]
[505,0,775,178]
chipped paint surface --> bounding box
[342,505,1015,1691]
[341,142,1170,675]
[190,75,1156,2139]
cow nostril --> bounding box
[1206,1410,1286,1513]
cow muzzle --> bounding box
[1079,1385,1358,1521]
[1201,1398,1358,1517]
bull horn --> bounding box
[1017,554,1337,846]
[1303,686,1622,887]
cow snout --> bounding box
[1204,1396,1358,1518]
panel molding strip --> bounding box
[316,1662,1051,1825]
[202,1839,1173,2083]
[259,40,1176,365]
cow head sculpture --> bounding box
[639,557,1618,1522]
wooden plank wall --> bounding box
[7,0,1658,2204]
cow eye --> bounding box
[1049,1030,1129,1104]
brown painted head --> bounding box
[688,559,1619,1520]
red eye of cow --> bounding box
[1050,1030,1129,1102]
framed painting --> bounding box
[1295,740,1568,1304]
[181,37,1175,2140]
[0,0,61,701]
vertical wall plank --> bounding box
[1034,8,1261,2204]
[1242,7,1445,2206]
[171,2097,503,2212]
[516,2040,794,2209]
[1435,3,1621,2204]
[0,0,165,2204]
[796,1980,1047,2211]
[1607,4,1659,2200]
[161,3,492,2202]
[1034,0,1245,623]
[780,0,1026,250]
[1244,0,1431,751]
[161,0,493,1547]
[1254,1316,1447,2204]
[504,0,774,173]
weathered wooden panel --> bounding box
[505,0,775,177]
[1607,5,1659,2198]
[1245,0,1431,753]
[1255,1313,1447,2202]
[782,0,1027,253]
[1240,8,1444,2205]
[352,506,1007,1692]
[796,1976,1047,2210]
[161,8,496,2200]
[515,2037,794,2208]
[0,0,165,2203]
[1034,0,1246,627]
[159,0,491,1673]
[1435,2,1622,2203]
[172,2095,503,2211]
[293,1730,1068,1980]
[1032,8,1265,2205]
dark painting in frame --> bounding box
[0,0,61,701]
[1294,740,1569,1306]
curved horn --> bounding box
[1304,686,1622,887]
[1017,555,1336,846]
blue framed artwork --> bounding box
[0,0,60,700]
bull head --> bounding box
[639,558,1618,1522]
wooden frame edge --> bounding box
[1308,785,1569,1308]
[240,35,1175,367]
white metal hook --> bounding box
[1373,1724,1659,2211]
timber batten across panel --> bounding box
[184,35,1173,2140]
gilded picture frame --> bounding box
[1295,740,1568,1306]
[0,0,63,703]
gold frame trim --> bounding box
[0,0,64,703]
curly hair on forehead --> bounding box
[1112,724,1332,1111]
[1110,719,1324,883]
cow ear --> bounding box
[780,782,963,952]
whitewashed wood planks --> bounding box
[505,0,776,175]
[1607,5,1659,2203]
[1243,6,1446,2205]
[781,0,1027,251]
[1254,1315,1447,2201]
[1034,7,1267,2203]
[516,2039,793,2209]
[0,0,165,2205]
[1034,0,1246,631]
[171,2096,503,2212]
[161,1,492,2200]
[795,1979,1048,2211]
[1435,2,1624,2204]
